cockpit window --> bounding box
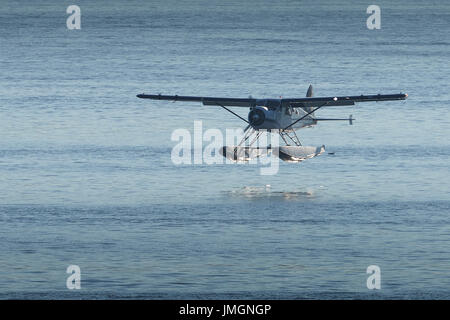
[255,99,281,110]
[285,106,292,115]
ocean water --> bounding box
[0,0,449,299]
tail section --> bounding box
[306,84,313,97]
[303,84,314,114]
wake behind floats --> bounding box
[137,85,407,162]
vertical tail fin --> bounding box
[306,84,313,97]
[304,84,314,114]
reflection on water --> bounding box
[227,184,314,200]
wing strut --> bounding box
[283,102,330,131]
[214,103,249,124]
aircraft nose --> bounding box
[251,113,260,121]
[248,108,266,126]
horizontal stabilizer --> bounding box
[315,115,354,125]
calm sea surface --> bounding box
[0,0,449,299]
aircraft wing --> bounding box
[283,93,408,108]
[136,94,256,107]
[137,92,407,108]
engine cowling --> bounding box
[248,107,266,126]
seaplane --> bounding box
[137,85,407,162]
